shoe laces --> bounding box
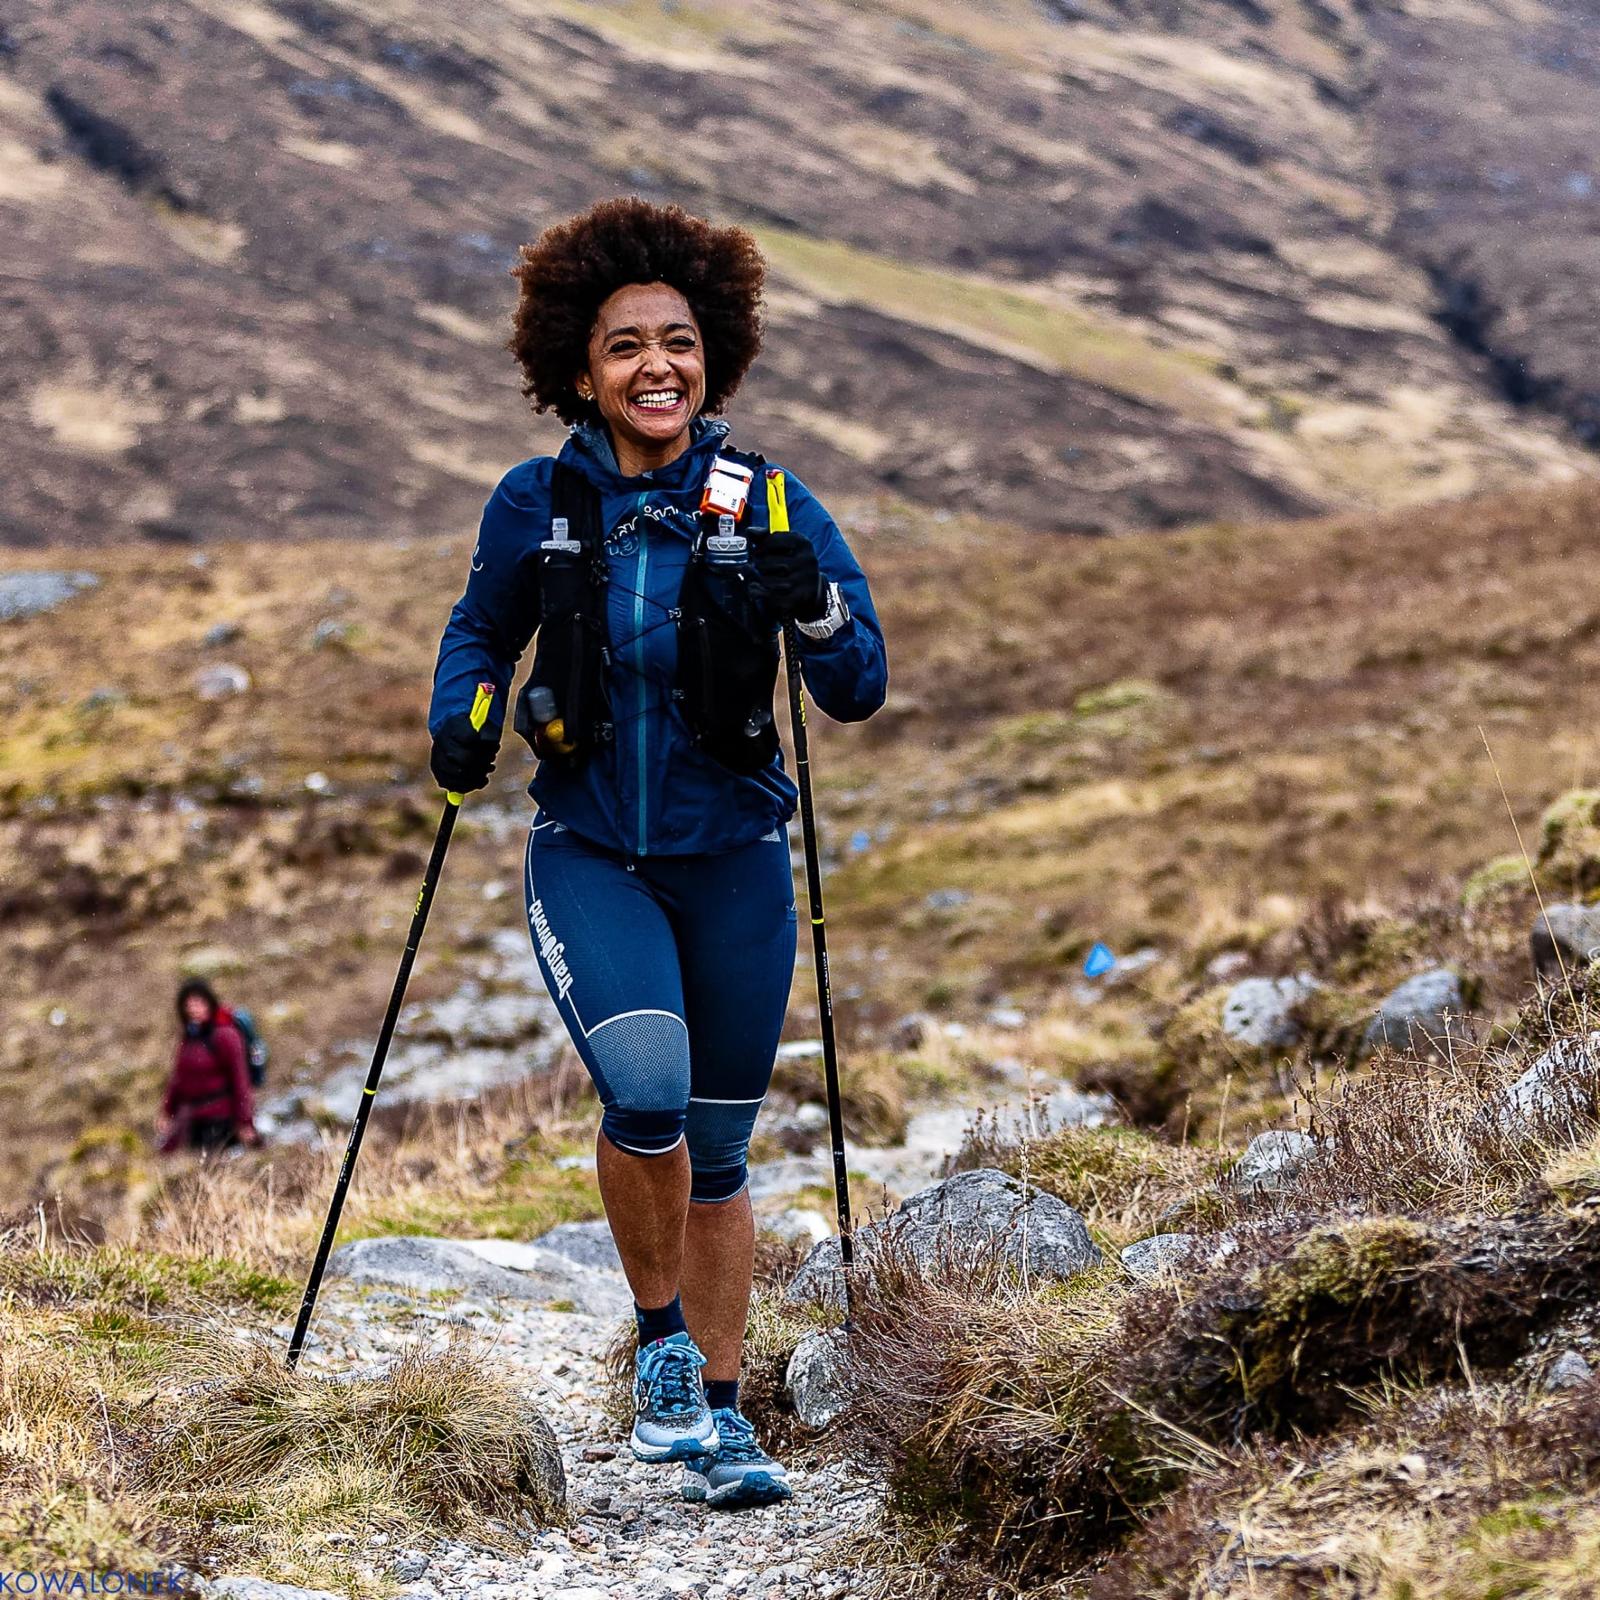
[710,1408,766,1463]
[637,1336,707,1417]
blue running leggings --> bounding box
[524,817,797,1203]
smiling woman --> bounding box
[507,197,766,471]
[425,197,888,1512]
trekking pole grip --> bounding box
[444,681,497,806]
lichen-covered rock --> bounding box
[1220,975,1321,1050]
[1360,968,1466,1058]
[1120,1233,1199,1281]
[785,1168,1101,1312]
[530,1219,622,1273]
[325,1235,628,1317]
[1532,903,1600,980]
[786,1328,854,1429]
[194,662,251,700]
[1231,1130,1319,1193]
[1485,1032,1600,1137]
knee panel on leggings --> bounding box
[684,1095,765,1202]
[589,1009,691,1158]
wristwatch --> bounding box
[795,581,851,641]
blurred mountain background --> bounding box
[4,0,1599,547]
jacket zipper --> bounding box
[632,494,650,855]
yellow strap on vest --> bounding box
[765,468,790,534]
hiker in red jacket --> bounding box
[158,979,261,1153]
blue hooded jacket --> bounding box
[429,418,889,856]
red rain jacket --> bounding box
[161,1009,255,1135]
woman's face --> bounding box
[183,994,212,1026]
[579,282,707,463]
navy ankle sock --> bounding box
[635,1295,687,1345]
[705,1379,739,1412]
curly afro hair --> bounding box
[508,197,767,427]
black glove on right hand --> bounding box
[430,713,498,793]
[751,528,829,623]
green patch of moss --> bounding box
[1462,853,1533,911]
[1538,789,1600,897]
[984,711,1078,756]
[1246,1218,1434,1393]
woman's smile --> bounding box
[629,386,687,419]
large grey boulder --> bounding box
[530,1219,623,1273]
[325,1235,629,1317]
[0,570,97,621]
[1221,975,1321,1050]
[786,1328,853,1429]
[1361,968,1465,1057]
[1485,1032,1600,1137]
[1532,904,1600,980]
[1231,1130,1320,1194]
[785,1168,1101,1312]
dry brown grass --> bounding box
[835,1198,1600,1595]
[12,477,1600,1215]
[1093,1381,1600,1600]
[134,1073,601,1279]
[0,1226,561,1591]
[148,1331,565,1548]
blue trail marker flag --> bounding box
[1084,942,1117,978]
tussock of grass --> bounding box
[148,1332,565,1544]
[0,1228,562,1588]
[770,1047,910,1146]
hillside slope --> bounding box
[5,469,1600,1220]
[0,0,1592,548]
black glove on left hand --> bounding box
[751,529,828,622]
[430,712,499,793]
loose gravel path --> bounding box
[289,1289,880,1600]
[207,1071,1110,1599]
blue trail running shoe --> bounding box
[631,1332,720,1463]
[681,1408,794,1509]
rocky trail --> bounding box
[282,1284,873,1600]
[193,1063,1110,1600]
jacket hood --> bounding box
[561,416,730,494]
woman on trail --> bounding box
[159,979,260,1154]
[428,198,887,1508]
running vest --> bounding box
[512,445,783,777]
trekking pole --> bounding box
[286,681,495,1368]
[766,470,855,1319]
